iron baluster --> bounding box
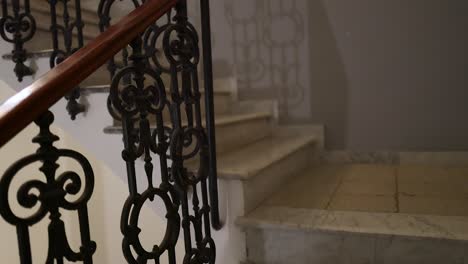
[48,0,85,120]
[107,1,218,262]
[0,110,96,264]
[0,0,36,81]
[199,0,222,231]
[108,35,181,263]
[166,1,216,261]
[97,0,144,82]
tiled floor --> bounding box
[265,164,468,216]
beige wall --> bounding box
[319,0,468,151]
[211,0,468,151]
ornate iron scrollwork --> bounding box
[0,0,36,81]
[48,0,86,119]
[107,1,216,263]
[0,110,96,264]
[98,0,146,81]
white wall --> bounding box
[0,83,175,263]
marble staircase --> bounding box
[4,3,468,264]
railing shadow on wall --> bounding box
[225,0,306,120]
[224,0,349,149]
[0,0,223,263]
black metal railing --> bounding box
[0,0,87,118]
[48,0,86,119]
[0,0,36,81]
[0,0,222,263]
[0,111,96,263]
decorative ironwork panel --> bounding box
[107,1,217,263]
[0,110,96,264]
[98,0,173,81]
[0,0,36,81]
[48,0,86,119]
[98,0,142,82]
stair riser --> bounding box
[33,10,99,39]
[7,2,99,29]
[15,0,100,26]
[245,228,468,264]
[111,92,233,122]
[158,93,232,118]
[23,27,95,52]
[242,144,313,213]
[111,115,270,155]
[216,116,271,154]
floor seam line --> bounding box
[325,167,344,209]
[395,166,400,213]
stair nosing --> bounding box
[12,1,99,25]
[103,111,272,134]
[81,85,233,96]
[35,23,98,39]
[237,205,468,242]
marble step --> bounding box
[217,131,318,213]
[91,86,233,115]
[13,0,101,52]
[100,85,234,118]
[23,13,99,53]
[237,206,468,264]
[28,0,100,26]
[104,111,273,154]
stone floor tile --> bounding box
[265,191,331,209]
[336,180,396,196]
[340,164,396,183]
[399,181,468,199]
[328,195,397,213]
[399,195,468,216]
[398,165,467,184]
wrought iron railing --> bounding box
[0,0,36,81]
[0,0,222,263]
[1,0,87,119]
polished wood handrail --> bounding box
[0,0,177,147]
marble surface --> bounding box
[244,224,468,264]
[240,164,468,263]
[321,151,468,166]
[320,151,400,164]
[216,134,316,180]
[238,206,468,241]
[263,164,468,216]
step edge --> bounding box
[215,112,271,127]
[103,111,273,134]
[12,1,99,24]
[81,84,233,95]
[237,206,468,242]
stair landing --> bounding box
[238,165,468,264]
[263,164,468,216]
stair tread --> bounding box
[217,133,316,180]
[237,205,468,241]
[28,0,100,25]
[103,111,272,134]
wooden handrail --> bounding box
[0,0,177,148]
